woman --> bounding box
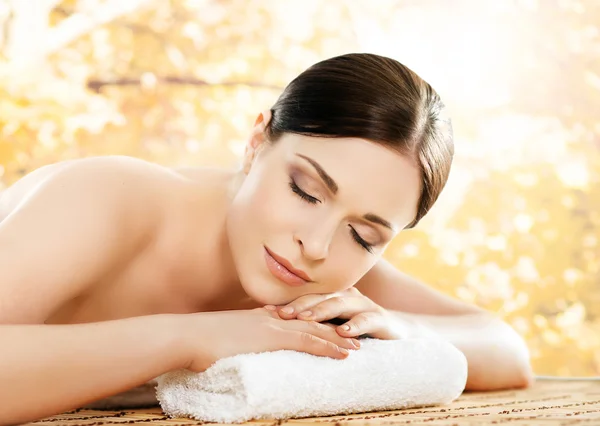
[0,53,533,425]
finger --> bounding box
[263,305,286,319]
[320,321,339,330]
[255,306,284,320]
[297,296,373,322]
[297,321,360,349]
[287,330,350,360]
[263,305,299,321]
[276,294,330,319]
[344,286,362,295]
[285,319,361,351]
[303,320,362,350]
[336,311,394,339]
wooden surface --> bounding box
[29,379,600,425]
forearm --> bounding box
[390,310,534,391]
[0,314,187,425]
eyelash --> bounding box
[289,179,320,204]
[288,178,374,253]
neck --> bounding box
[174,168,256,312]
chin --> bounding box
[239,275,295,306]
[243,285,286,306]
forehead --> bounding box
[276,133,421,229]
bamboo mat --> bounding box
[29,379,600,425]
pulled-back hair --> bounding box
[265,53,454,229]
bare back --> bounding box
[0,161,76,222]
[0,156,251,326]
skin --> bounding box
[227,111,422,307]
[0,110,533,424]
[0,110,421,322]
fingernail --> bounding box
[351,339,361,348]
[281,306,294,314]
[340,324,351,331]
[298,310,312,318]
[264,305,277,311]
[339,348,349,356]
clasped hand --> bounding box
[265,287,408,341]
[180,287,414,373]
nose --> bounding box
[294,218,337,261]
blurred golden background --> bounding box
[0,0,598,377]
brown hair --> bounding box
[265,53,454,229]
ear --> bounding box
[242,109,273,174]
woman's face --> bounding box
[225,112,421,306]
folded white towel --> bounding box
[155,338,468,423]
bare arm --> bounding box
[0,315,187,425]
[355,258,485,315]
[356,258,534,391]
[0,158,364,424]
[388,310,533,391]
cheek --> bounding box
[321,239,378,290]
[252,184,302,232]
[232,173,294,233]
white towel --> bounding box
[155,338,468,423]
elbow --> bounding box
[464,317,535,391]
[466,360,534,391]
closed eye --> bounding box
[289,179,320,204]
[289,177,375,253]
[349,226,374,253]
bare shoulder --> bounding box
[0,156,185,222]
[0,156,192,323]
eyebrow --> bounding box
[295,153,397,232]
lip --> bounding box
[264,246,312,286]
